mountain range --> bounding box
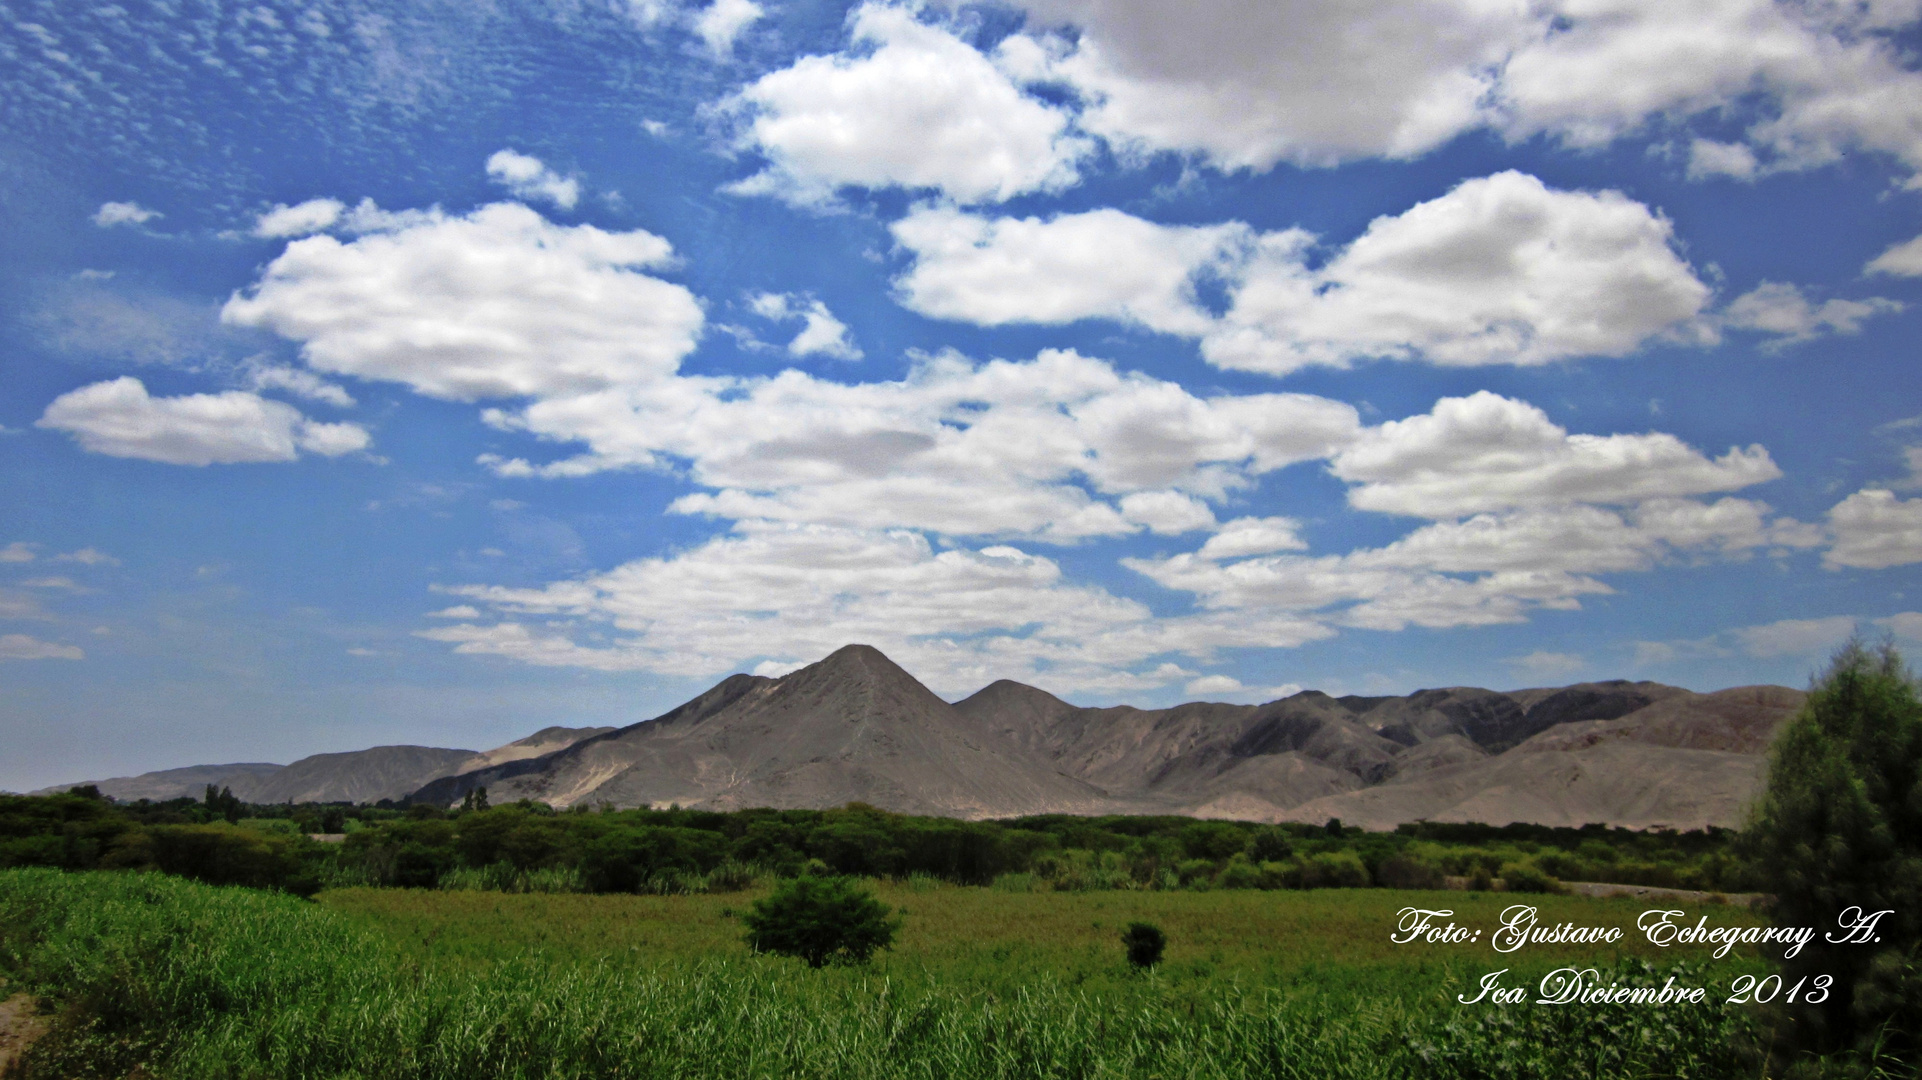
[41,645,1805,830]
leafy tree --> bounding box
[203,784,242,824]
[1743,639,1922,1061]
[1121,921,1165,969]
[741,875,899,968]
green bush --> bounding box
[741,875,900,968]
[1498,860,1562,894]
[1300,851,1369,889]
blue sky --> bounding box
[4,0,1922,791]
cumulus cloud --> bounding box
[1826,488,1922,569]
[1327,392,1779,518]
[1867,235,1922,277]
[693,0,763,52]
[1207,172,1711,373]
[423,520,1332,693]
[1118,490,1216,535]
[1126,493,1817,633]
[1734,615,1859,658]
[1721,281,1902,343]
[36,377,370,466]
[92,201,160,227]
[0,543,35,563]
[724,4,1088,205]
[748,293,863,359]
[246,365,356,408]
[1686,139,1761,180]
[253,198,346,238]
[1196,517,1307,560]
[1506,651,1587,679]
[891,206,1242,336]
[0,634,84,661]
[1877,611,1922,641]
[222,203,701,401]
[895,173,1711,374]
[486,150,581,210]
[995,0,1922,180]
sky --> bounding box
[4,0,1922,791]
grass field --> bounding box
[0,868,1799,1078]
[319,880,1774,1004]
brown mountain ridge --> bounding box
[410,644,1802,830]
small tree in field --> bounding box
[742,875,899,968]
[1743,639,1922,1061]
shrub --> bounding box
[1498,860,1562,894]
[1121,921,1165,969]
[1300,851,1369,889]
[1217,856,1263,890]
[741,875,900,968]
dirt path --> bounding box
[0,992,48,1075]
[1562,881,1769,907]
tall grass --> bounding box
[0,869,1763,1080]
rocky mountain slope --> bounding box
[41,726,613,803]
[37,645,1804,829]
[415,645,1112,817]
[417,645,1800,829]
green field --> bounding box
[1,868,1783,1079]
[320,880,1772,1003]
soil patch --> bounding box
[0,992,48,1075]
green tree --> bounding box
[1743,639,1922,1061]
[741,875,899,968]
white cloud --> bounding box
[1185,674,1243,695]
[1328,392,1779,518]
[725,4,1088,205]
[1876,612,1922,641]
[1686,139,1760,180]
[1207,172,1711,374]
[487,348,1359,540]
[1002,0,1528,169]
[247,365,356,407]
[36,377,370,466]
[1196,517,1307,560]
[0,543,35,563]
[1125,493,1815,634]
[1118,490,1216,535]
[891,206,1244,336]
[895,173,1711,374]
[1506,651,1587,679]
[1734,615,1859,658]
[1867,234,1922,277]
[748,293,862,359]
[998,0,1922,180]
[424,519,1332,693]
[428,605,483,618]
[222,203,701,401]
[92,201,160,227]
[1826,488,1922,569]
[1722,281,1902,342]
[485,150,581,211]
[53,548,118,566]
[694,0,763,53]
[253,198,346,238]
[0,634,83,661]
